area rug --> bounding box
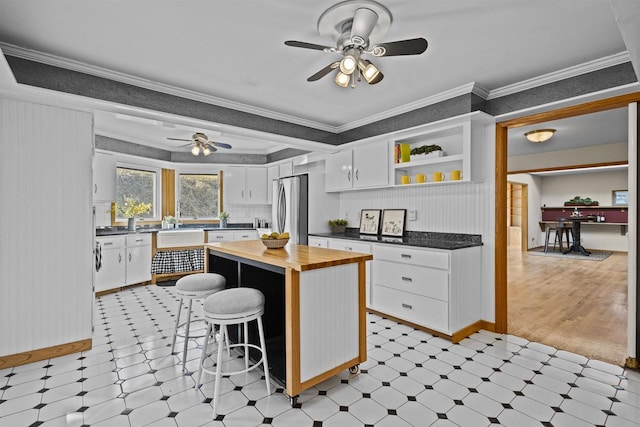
[527,247,612,261]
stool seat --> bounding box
[177,273,226,294]
[171,273,227,370]
[204,287,264,318]
[197,287,271,418]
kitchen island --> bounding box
[204,240,372,400]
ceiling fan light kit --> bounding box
[167,132,233,156]
[525,129,556,143]
[284,0,427,89]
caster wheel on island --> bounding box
[349,365,360,374]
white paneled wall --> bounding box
[338,123,497,322]
[0,96,94,358]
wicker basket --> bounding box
[260,238,289,249]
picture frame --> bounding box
[381,209,406,237]
[612,190,628,206]
[359,209,381,235]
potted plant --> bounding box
[219,211,230,228]
[328,219,348,234]
[114,196,151,231]
[409,144,443,160]
[163,215,177,229]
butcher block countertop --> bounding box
[204,240,372,271]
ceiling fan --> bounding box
[166,132,232,156]
[284,0,428,88]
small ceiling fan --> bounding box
[284,0,428,88]
[166,132,232,156]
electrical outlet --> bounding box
[408,210,417,221]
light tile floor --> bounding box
[1,284,639,426]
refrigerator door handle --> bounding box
[277,182,286,234]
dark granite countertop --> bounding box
[96,223,258,237]
[310,229,482,250]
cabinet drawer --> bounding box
[373,245,448,269]
[308,237,328,248]
[373,285,448,333]
[233,230,258,240]
[97,236,125,248]
[126,234,151,247]
[207,232,234,242]
[328,239,371,254]
[373,260,448,301]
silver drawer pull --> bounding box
[241,235,249,238]
[345,247,352,251]
[401,303,413,310]
[400,254,412,259]
[401,276,413,282]
[135,239,144,242]
[103,242,113,246]
[216,236,224,239]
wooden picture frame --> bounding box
[359,209,381,235]
[381,209,406,237]
[612,190,628,206]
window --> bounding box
[116,166,157,220]
[179,173,219,219]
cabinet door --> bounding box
[266,165,279,204]
[353,140,389,188]
[325,150,353,191]
[308,236,328,248]
[95,247,125,292]
[246,167,267,204]
[279,161,293,177]
[224,166,246,204]
[93,152,115,202]
[126,244,151,285]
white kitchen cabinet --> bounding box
[327,238,372,306]
[370,244,481,338]
[266,165,279,204]
[233,230,258,240]
[125,234,152,285]
[93,151,116,202]
[95,236,126,293]
[279,161,293,177]
[391,111,492,186]
[325,140,389,192]
[308,236,328,248]
[224,166,267,205]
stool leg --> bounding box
[171,298,183,354]
[212,323,226,418]
[557,230,563,252]
[224,325,230,357]
[196,322,213,388]
[244,321,249,371]
[257,316,271,395]
[182,299,193,370]
[544,228,551,253]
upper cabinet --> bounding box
[93,152,116,202]
[392,112,492,187]
[325,140,389,192]
[224,166,267,205]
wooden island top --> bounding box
[204,239,372,271]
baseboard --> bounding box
[0,338,92,369]
[480,320,496,332]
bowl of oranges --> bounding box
[260,232,290,249]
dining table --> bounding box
[557,216,591,256]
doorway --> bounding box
[494,93,640,367]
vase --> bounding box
[221,219,228,228]
[127,218,136,231]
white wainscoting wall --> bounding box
[0,96,94,358]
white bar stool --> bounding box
[170,273,226,370]
[196,287,271,418]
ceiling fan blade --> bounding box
[285,40,334,51]
[213,142,232,149]
[179,143,192,147]
[350,7,378,46]
[370,38,428,57]
[167,137,191,141]
[307,62,340,82]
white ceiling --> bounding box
[0,0,634,156]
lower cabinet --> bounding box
[95,234,152,293]
[370,244,481,337]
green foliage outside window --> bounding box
[179,174,219,219]
[116,167,156,219]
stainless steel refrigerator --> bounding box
[272,174,308,245]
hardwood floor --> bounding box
[507,247,628,366]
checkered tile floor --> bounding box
[1,285,639,426]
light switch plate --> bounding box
[408,210,417,221]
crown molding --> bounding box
[0,43,338,133]
[486,51,631,100]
